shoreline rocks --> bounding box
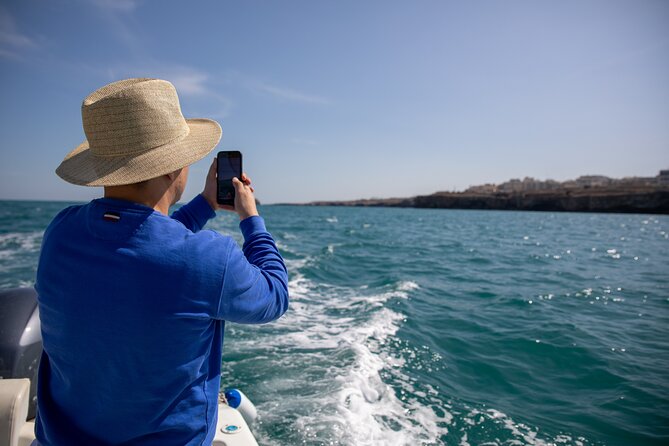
[297,187,669,214]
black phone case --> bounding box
[217,151,242,206]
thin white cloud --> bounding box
[0,47,19,59]
[100,63,234,118]
[247,79,330,105]
[161,68,234,117]
[90,0,140,13]
[170,71,210,96]
[0,7,37,59]
[110,65,212,98]
[0,27,34,48]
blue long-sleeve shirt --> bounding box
[33,194,288,445]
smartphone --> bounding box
[217,151,242,206]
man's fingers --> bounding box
[233,176,253,189]
[209,158,217,177]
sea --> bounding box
[1,200,668,446]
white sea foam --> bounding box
[330,304,450,445]
[397,280,419,291]
[247,240,585,446]
[283,257,310,274]
[243,243,579,445]
[274,240,295,254]
[248,269,449,445]
[460,408,587,446]
[0,231,43,251]
[255,266,582,445]
[0,231,43,265]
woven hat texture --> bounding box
[56,78,221,186]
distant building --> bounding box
[659,170,669,186]
[520,177,560,191]
[466,183,497,193]
[462,171,667,194]
[498,179,523,193]
[618,176,657,187]
[521,177,539,191]
[543,179,561,190]
[575,175,612,188]
[472,177,564,193]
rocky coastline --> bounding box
[300,186,669,214]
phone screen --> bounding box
[217,151,242,205]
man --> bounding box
[33,78,289,445]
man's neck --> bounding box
[104,187,173,215]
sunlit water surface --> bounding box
[1,201,668,445]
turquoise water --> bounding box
[1,200,668,445]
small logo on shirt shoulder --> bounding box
[103,211,121,222]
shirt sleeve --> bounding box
[171,194,216,233]
[216,216,289,323]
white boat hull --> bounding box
[1,379,259,446]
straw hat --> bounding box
[56,78,222,186]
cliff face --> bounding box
[305,188,669,214]
[410,189,669,214]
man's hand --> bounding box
[231,175,259,220]
[201,157,259,220]
[201,158,220,211]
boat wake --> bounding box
[222,241,598,446]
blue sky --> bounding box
[1,0,668,204]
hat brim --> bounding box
[56,118,222,186]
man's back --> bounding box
[34,195,288,445]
